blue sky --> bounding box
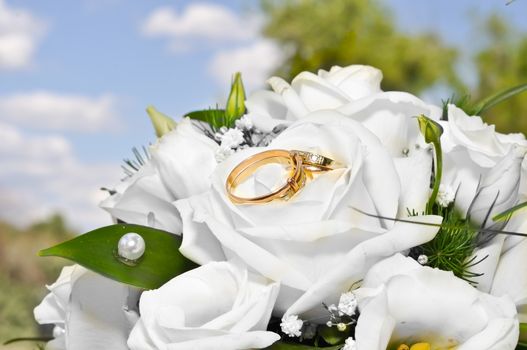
[0,0,526,231]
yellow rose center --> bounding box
[396,342,458,350]
[397,343,430,350]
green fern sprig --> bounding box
[409,205,483,284]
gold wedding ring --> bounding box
[226,149,342,204]
[290,150,344,172]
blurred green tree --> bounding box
[261,0,463,94]
[0,216,74,346]
[471,14,527,134]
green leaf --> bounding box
[318,325,349,345]
[146,105,176,138]
[520,323,527,344]
[471,83,527,116]
[492,201,527,222]
[3,337,52,346]
[39,224,197,290]
[225,72,246,126]
[265,342,341,350]
[185,109,226,130]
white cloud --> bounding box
[142,3,283,90]
[141,3,261,50]
[209,40,283,90]
[0,92,121,132]
[0,121,120,231]
[0,0,46,70]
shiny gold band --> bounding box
[226,149,343,205]
[291,150,344,172]
[226,150,306,204]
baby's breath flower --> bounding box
[235,116,253,130]
[215,146,235,162]
[220,128,245,149]
[436,184,455,207]
[338,292,357,316]
[342,337,357,350]
[280,315,303,337]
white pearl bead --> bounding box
[417,254,429,265]
[53,325,65,338]
[118,232,145,261]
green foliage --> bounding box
[261,0,462,94]
[318,325,350,345]
[39,224,198,290]
[416,115,443,213]
[265,342,341,350]
[410,207,480,283]
[186,73,247,130]
[185,108,227,130]
[225,72,246,125]
[471,14,527,134]
[518,324,527,349]
[470,83,527,116]
[0,217,73,348]
[493,201,527,222]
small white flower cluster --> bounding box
[214,116,253,162]
[338,292,358,316]
[280,314,304,337]
[436,184,455,207]
[341,337,357,350]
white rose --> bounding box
[175,111,441,317]
[440,104,527,217]
[34,265,139,350]
[150,117,219,199]
[127,261,280,350]
[101,118,219,233]
[354,254,518,350]
[100,161,181,232]
[245,65,382,131]
[246,66,441,218]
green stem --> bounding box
[427,140,443,213]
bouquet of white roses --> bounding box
[17,65,527,350]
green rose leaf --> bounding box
[39,224,197,290]
[266,342,342,350]
[146,105,176,138]
[185,109,226,130]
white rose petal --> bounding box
[175,111,441,318]
[354,254,518,350]
[100,162,181,233]
[150,118,219,199]
[34,265,139,350]
[127,261,280,350]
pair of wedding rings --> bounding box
[225,149,344,204]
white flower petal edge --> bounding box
[127,261,280,350]
[100,161,181,233]
[284,215,442,318]
[150,118,219,199]
[491,211,527,322]
[354,254,519,350]
[34,265,139,350]
[245,64,384,125]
